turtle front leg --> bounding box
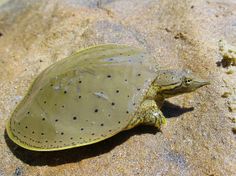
[124,100,166,130]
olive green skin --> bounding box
[6,44,209,151]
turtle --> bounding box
[6,44,209,151]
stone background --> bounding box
[0,0,235,175]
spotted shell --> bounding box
[6,44,157,151]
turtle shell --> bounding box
[6,44,157,151]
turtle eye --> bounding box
[184,78,192,85]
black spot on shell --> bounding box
[32,131,35,134]
[62,105,65,108]
[41,133,44,135]
[137,73,141,76]
[91,133,95,136]
[94,109,98,113]
[107,75,111,78]
[81,128,84,131]
[118,121,121,124]
[55,119,58,122]
[109,130,112,132]
[70,137,73,140]
[116,90,119,93]
[42,118,45,121]
[111,102,115,106]
[64,91,67,94]
[50,84,53,86]
[79,96,82,99]
[100,123,104,126]
[137,88,140,91]
[73,116,77,120]
[27,111,30,114]
[61,132,64,135]
[44,101,47,104]
[45,140,48,143]
[79,80,82,83]
[25,126,28,129]
[126,111,129,114]
[54,104,57,106]
[125,79,128,82]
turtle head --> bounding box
[154,69,210,98]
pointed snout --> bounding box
[194,78,210,88]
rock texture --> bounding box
[0,0,235,175]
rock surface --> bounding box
[0,0,235,175]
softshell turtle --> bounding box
[6,44,209,151]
